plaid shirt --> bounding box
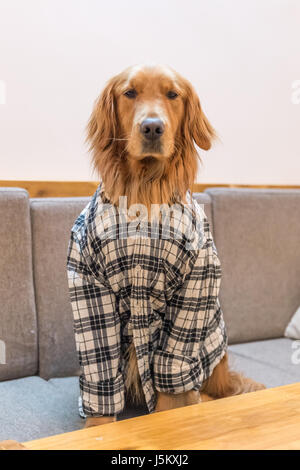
[66,182,227,417]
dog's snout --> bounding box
[140,118,164,141]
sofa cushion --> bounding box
[0,376,82,442]
[206,188,300,343]
[0,188,37,381]
[285,305,300,340]
[30,197,91,379]
[229,337,300,383]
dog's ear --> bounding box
[183,81,216,150]
[86,77,118,155]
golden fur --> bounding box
[85,64,265,425]
[87,64,215,211]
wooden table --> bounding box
[23,383,300,450]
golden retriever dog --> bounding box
[84,64,265,428]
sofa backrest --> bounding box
[206,188,300,344]
[30,196,90,379]
[192,192,213,233]
[0,188,37,381]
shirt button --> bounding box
[135,265,141,272]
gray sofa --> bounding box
[0,186,299,442]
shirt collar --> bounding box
[98,180,111,204]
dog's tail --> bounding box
[124,342,145,404]
[200,353,266,398]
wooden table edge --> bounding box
[21,383,300,451]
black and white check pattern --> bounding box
[66,182,228,417]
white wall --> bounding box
[0,0,299,184]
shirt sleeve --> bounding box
[153,225,227,394]
[66,229,124,417]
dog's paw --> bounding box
[199,393,214,402]
[0,440,28,450]
[250,381,266,392]
[239,377,266,394]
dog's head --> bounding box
[87,64,215,202]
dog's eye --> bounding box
[166,91,178,100]
[124,89,137,99]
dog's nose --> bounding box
[140,118,164,140]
